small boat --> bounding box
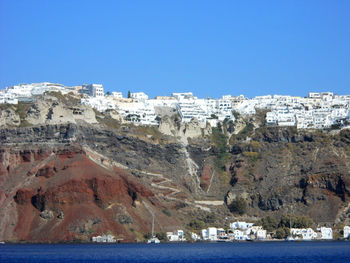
[147,237,160,244]
[0,241,5,244]
[285,212,295,242]
[285,235,295,242]
[145,203,160,244]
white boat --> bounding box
[285,212,295,241]
[145,201,160,244]
[147,237,160,244]
[285,235,295,242]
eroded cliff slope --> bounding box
[0,95,350,242]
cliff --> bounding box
[0,94,349,242]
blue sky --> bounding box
[0,0,349,98]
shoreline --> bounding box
[1,239,348,245]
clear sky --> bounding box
[0,0,349,98]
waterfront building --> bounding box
[191,232,200,241]
[317,227,333,240]
[232,229,245,240]
[249,226,267,240]
[91,234,116,243]
[201,227,219,241]
[166,230,186,242]
[290,228,318,240]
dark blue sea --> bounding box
[1,242,349,263]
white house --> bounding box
[207,227,218,241]
[250,226,267,240]
[232,229,245,240]
[317,227,333,240]
[167,230,186,242]
[291,228,317,240]
[201,227,218,241]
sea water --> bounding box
[1,242,349,263]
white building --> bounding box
[112,91,123,98]
[80,84,104,97]
[130,92,148,101]
[3,82,70,102]
[117,101,159,125]
[290,228,318,240]
[91,234,116,243]
[317,227,333,240]
[81,96,116,112]
[0,92,18,104]
[191,232,200,241]
[201,227,219,241]
[249,226,267,240]
[176,99,208,123]
[232,229,245,240]
[166,230,186,242]
[172,92,197,100]
[230,221,254,230]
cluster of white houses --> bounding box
[91,234,116,243]
[1,82,350,129]
[199,222,267,241]
[91,223,350,242]
[199,222,335,241]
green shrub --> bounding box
[275,227,290,239]
[279,214,314,228]
[156,232,167,241]
[228,197,247,215]
[257,216,278,232]
[203,213,217,224]
[187,219,206,230]
[211,127,229,170]
[144,232,152,239]
[162,209,171,217]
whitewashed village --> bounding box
[90,221,350,243]
[1,82,350,243]
[1,82,350,130]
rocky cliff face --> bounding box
[0,143,189,242]
[0,95,350,242]
[0,92,97,128]
[0,122,219,242]
[224,128,350,224]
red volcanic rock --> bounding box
[36,161,56,178]
[14,189,34,205]
[20,150,33,162]
[0,145,183,243]
[2,147,167,242]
